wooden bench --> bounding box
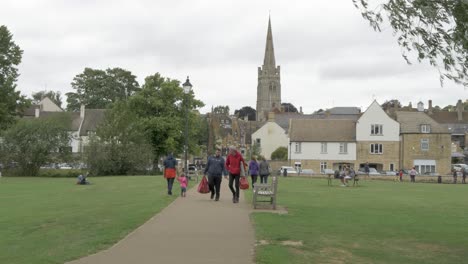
[323,169,335,186]
[253,175,278,209]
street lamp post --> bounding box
[182,77,192,178]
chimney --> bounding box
[417,101,424,112]
[456,99,463,121]
[428,100,433,114]
[35,106,40,118]
[299,106,303,114]
[268,112,275,122]
[80,104,85,119]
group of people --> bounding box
[452,168,467,184]
[338,166,356,187]
[163,146,271,203]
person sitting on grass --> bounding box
[340,166,349,187]
[76,173,90,185]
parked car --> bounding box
[357,167,381,175]
[278,166,297,175]
[452,164,468,172]
[381,170,399,176]
[57,163,72,169]
[300,169,315,175]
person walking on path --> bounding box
[259,157,271,184]
[204,149,227,201]
[248,156,259,187]
[409,167,417,183]
[452,169,458,184]
[462,168,466,184]
[163,154,178,195]
[225,146,247,203]
[177,173,188,197]
[364,162,370,179]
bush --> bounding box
[271,147,288,160]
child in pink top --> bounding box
[177,174,188,197]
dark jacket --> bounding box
[163,154,177,169]
[259,160,270,176]
[248,160,259,176]
[204,155,227,177]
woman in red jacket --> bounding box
[225,146,247,203]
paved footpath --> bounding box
[67,179,255,264]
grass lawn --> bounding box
[0,176,175,264]
[250,178,468,264]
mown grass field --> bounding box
[0,176,174,264]
[250,178,468,264]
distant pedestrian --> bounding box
[452,169,458,184]
[462,168,466,184]
[340,166,348,187]
[409,167,417,183]
[204,149,227,201]
[163,154,178,195]
[259,157,271,184]
[364,162,370,179]
[248,156,259,187]
[177,173,188,197]
[225,146,247,203]
[399,169,403,182]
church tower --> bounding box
[256,17,281,121]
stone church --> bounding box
[256,17,282,121]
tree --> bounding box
[32,90,63,108]
[353,0,468,87]
[86,102,154,175]
[128,73,205,164]
[234,106,256,121]
[0,25,29,130]
[0,114,71,176]
[281,102,298,113]
[381,99,402,111]
[66,67,140,111]
[213,105,230,115]
[271,146,288,160]
[251,142,262,159]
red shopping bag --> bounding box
[240,176,249,190]
[197,176,210,194]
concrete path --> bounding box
[66,179,255,264]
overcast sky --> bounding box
[1,0,466,114]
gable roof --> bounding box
[396,111,449,134]
[290,119,356,142]
[79,109,106,136]
[429,111,468,124]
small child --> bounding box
[177,173,188,197]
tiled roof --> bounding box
[290,119,356,142]
[79,109,106,136]
[396,111,449,134]
[429,111,468,123]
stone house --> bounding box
[356,101,400,171]
[395,111,451,174]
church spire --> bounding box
[263,16,276,69]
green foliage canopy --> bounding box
[0,25,29,130]
[66,67,140,111]
[271,146,288,160]
[0,114,71,176]
[353,0,468,87]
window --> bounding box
[371,124,383,135]
[421,139,429,151]
[339,143,348,154]
[370,143,383,154]
[390,164,394,171]
[255,138,261,147]
[295,142,302,153]
[321,142,327,153]
[415,165,435,174]
[320,162,327,173]
[421,124,431,133]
